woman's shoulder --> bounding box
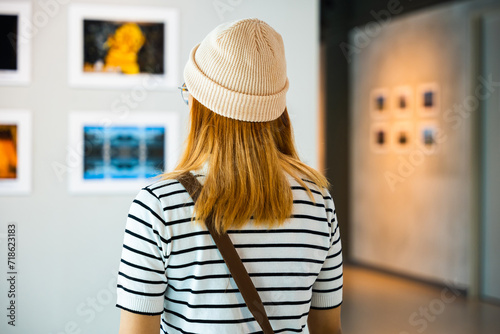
[287,173,332,201]
[139,177,186,200]
[141,172,207,198]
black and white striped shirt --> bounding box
[116,173,343,334]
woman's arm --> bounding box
[118,310,161,334]
[307,306,342,334]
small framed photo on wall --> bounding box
[0,110,31,195]
[393,85,413,118]
[369,122,390,154]
[68,111,180,194]
[417,83,440,117]
[370,88,390,119]
[417,120,441,154]
[68,4,180,90]
[0,1,31,86]
[391,121,413,154]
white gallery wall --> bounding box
[349,0,500,288]
[0,0,320,332]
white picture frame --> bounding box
[0,110,32,195]
[370,88,390,119]
[0,1,31,86]
[392,85,413,118]
[68,4,180,90]
[369,122,390,154]
[417,83,440,117]
[68,111,180,194]
[417,120,441,154]
[391,121,413,154]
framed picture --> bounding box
[417,83,440,117]
[393,85,413,118]
[68,4,179,90]
[370,88,390,119]
[391,121,413,153]
[417,120,440,154]
[68,111,180,194]
[0,110,31,195]
[0,1,31,85]
[369,122,390,154]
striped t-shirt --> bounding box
[116,173,343,334]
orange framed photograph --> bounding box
[0,110,31,195]
[0,124,17,179]
[68,4,179,89]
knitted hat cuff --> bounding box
[184,44,289,122]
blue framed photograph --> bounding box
[69,111,179,194]
[417,120,440,154]
[82,126,165,180]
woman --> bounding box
[116,18,343,334]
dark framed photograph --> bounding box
[0,2,31,85]
[393,85,413,118]
[369,122,390,153]
[370,88,390,119]
[391,121,413,153]
[417,83,440,117]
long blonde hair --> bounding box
[163,98,328,233]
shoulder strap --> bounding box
[177,172,275,334]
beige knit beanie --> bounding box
[184,18,289,122]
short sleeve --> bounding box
[311,191,343,309]
[116,188,169,315]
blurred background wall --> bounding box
[349,3,474,286]
[322,0,500,302]
[0,0,320,333]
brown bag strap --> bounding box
[177,172,274,334]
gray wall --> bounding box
[349,0,500,288]
[0,0,320,332]
[481,10,500,301]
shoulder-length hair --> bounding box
[163,98,328,233]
